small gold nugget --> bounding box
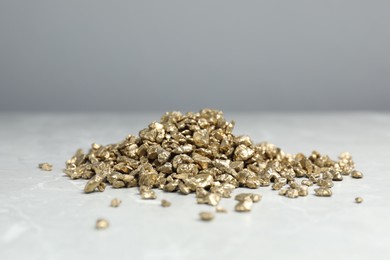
[235,199,253,212]
[286,188,299,198]
[355,197,363,203]
[161,199,171,207]
[38,163,52,171]
[110,198,121,207]
[235,193,262,203]
[199,211,214,221]
[298,185,308,196]
[197,193,221,206]
[301,179,313,186]
[314,188,332,197]
[215,206,227,213]
[140,186,157,199]
[351,170,364,179]
[96,219,109,230]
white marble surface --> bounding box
[1,112,389,260]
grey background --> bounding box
[0,0,389,112]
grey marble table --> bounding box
[1,112,389,260]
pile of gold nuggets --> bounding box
[64,109,363,220]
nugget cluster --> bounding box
[64,109,361,204]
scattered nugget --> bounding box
[38,163,52,171]
[161,199,171,207]
[216,206,227,213]
[351,170,364,179]
[110,198,121,207]
[95,219,109,230]
[355,197,363,203]
[140,186,157,199]
[235,199,253,212]
[199,211,214,221]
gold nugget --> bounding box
[301,179,313,187]
[298,185,308,197]
[110,198,121,207]
[39,163,52,171]
[96,219,109,230]
[199,211,214,221]
[216,206,227,213]
[140,186,157,199]
[161,199,171,207]
[285,188,299,198]
[197,193,221,206]
[351,170,363,179]
[314,188,332,197]
[235,193,262,203]
[355,197,363,203]
[235,199,253,212]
